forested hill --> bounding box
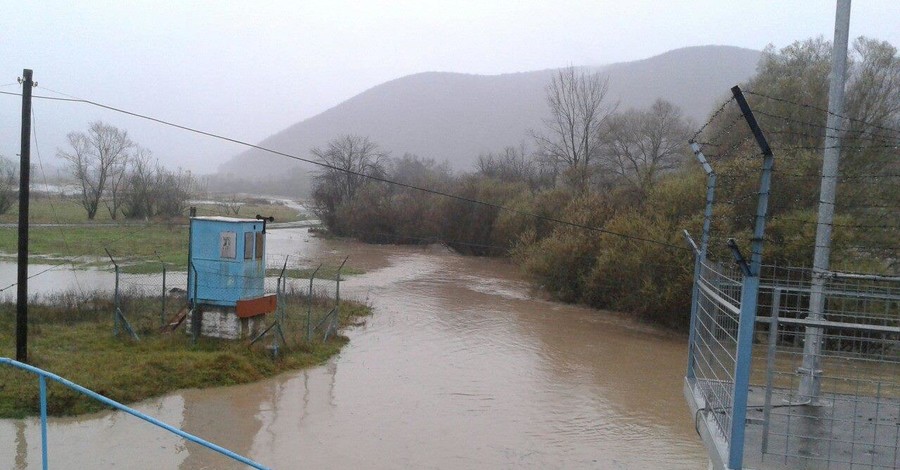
[219,45,761,178]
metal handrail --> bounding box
[0,357,270,470]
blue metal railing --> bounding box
[0,357,270,470]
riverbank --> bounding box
[0,293,370,418]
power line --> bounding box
[31,103,86,295]
[0,88,689,252]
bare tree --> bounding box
[476,143,552,190]
[218,194,243,216]
[103,145,141,220]
[0,156,17,215]
[311,135,387,231]
[122,148,156,219]
[600,99,692,193]
[57,121,134,219]
[532,67,616,192]
[155,167,193,217]
[312,135,387,200]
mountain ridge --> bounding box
[220,45,761,178]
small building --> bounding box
[185,216,274,339]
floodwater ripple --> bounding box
[0,228,707,468]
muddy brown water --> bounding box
[1,228,708,468]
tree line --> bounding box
[57,121,198,220]
[310,37,899,330]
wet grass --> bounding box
[0,292,369,418]
[0,196,310,270]
[0,224,189,268]
[0,196,307,226]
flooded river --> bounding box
[1,228,707,468]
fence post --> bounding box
[687,142,716,380]
[727,85,775,470]
[161,263,167,328]
[333,256,348,338]
[761,288,781,455]
[191,267,200,345]
[106,249,120,337]
[278,256,288,327]
[307,264,322,342]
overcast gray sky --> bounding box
[2,0,898,174]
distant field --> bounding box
[0,195,308,269]
[0,195,307,225]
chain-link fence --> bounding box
[685,87,899,469]
[110,254,352,349]
[689,257,744,445]
[749,270,899,469]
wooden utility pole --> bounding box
[16,69,34,362]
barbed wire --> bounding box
[691,96,736,143]
[767,215,898,230]
[744,89,900,137]
[750,108,900,144]
[762,128,900,149]
[693,112,745,148]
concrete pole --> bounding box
[799,0,851,401]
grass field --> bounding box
[0,195,309,270]
[0,292,370,418]
[0,196,307,225]
[0,224,189,268]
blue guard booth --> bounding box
[186,216,274,339]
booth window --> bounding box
[220,232,237,259]
[255,232,264,260]
[244,232,254,260]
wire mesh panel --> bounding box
[690,257,745,443]
[749,268,900,469]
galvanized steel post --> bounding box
[161,264,167,327]
[801,0,852,402]
[307,264,321,342]
[761,288,781,455]
[334,256,349,338]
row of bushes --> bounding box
[313,143,895,330]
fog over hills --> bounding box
[220,45,761,178]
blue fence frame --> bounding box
[0,357,270,470]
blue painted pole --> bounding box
[2,358,270,469]
[727,85,775,469]
[40,375,48,470]
[687,142,716,380]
